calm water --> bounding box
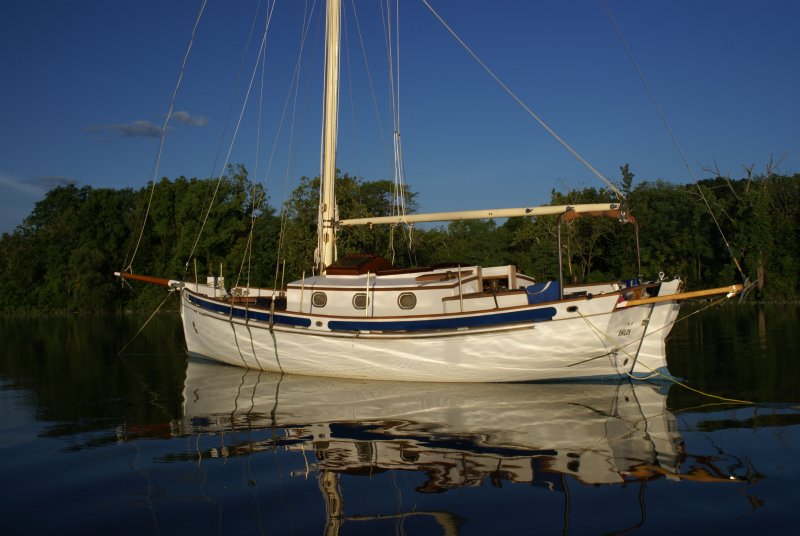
[1,305,798,535]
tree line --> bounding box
[1,164,797,313]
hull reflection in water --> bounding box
[182,359,687,489]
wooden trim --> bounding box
[618,284,742,307]
[376,266,434,276]
[228,296,258,305]
[287,276,480,293]
[288,283,454,292]
[416,270,474,282]
[115,271,172,287]
[325,253,393,275]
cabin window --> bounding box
[352,293,368,309]
[311,292,327,308]
[400,449,420,463]
[398,292,417,309]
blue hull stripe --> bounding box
[188,293,555,333]
[328,307,556,332]
[187,293,312,328]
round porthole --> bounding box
[311,292,327,308]
[352,293,368,309]
[398,292,417,309]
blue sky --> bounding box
[1,0,798,234]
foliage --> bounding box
[0,166,275,312]
[0,165,797,312]
[279,172,418,277]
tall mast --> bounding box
[319,0,341,273]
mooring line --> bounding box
[630,361,752,405]
[576,296,753,405]
[117,290,178,356]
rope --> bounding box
[206,0,267,241]
[600,0,747,283]
[351,0,394,178]
[124,0,207,273]
[575,292,753,405]
[235,2,277,291]
[376,1,413,261]
[388,1,408,221]
[183,8,274,276]
[629,360,752,405]
[420,0,624,200]
[275,0,319,278]
[117,289,178,356]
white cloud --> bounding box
[85,111,208,140]
[85,120,163,139]
[170,110,209,127]
[0,171,47,195]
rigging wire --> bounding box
[234,0,321,289]
[390,0,414,257]
[183,6,274,277]
[117,290,178,356]
[235,0,277,291]
[222,0,270,291]
[348,0,415,264]
[350,0,395,180]
[277,0,321,282]
[420,0,625,200]
[600,0,748,284]
[202,0,266,235]
[380,0,412,263]
[388,0,407,223]
[123,0,207,273]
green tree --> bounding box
[1,166,797,312]
[279,172,418,279]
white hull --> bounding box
[179,279,681,382]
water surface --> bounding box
[0,306,797,534]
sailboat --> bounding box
[118,0,742,382]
